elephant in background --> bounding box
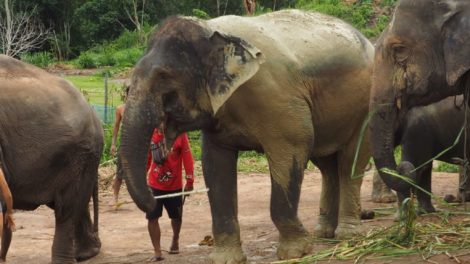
[372,96,470,213]
[369,0,470,201]
[0,55,102,263]
[120,10,374,263]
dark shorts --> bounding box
[146,188,183,220]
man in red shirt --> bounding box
[146,128,194,262]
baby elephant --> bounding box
[373,96,470,213]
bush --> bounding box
[21,52,55,68]
[114,48,144,67]
[113,30,141,49]
[77,51,98,69]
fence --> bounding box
[91,104,116,124]
[77,74,125,125]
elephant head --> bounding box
[370,0,470,194]
[119,16,264,212]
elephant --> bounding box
[119,10,374,263]
[0,55,102,263]
[371,95,470,213]
[369,0,470,202]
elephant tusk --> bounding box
[397,98,402,109]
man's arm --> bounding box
[0,168,15,231]
[181,134,194,190]
[111,106,124,156]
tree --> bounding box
[0,0,50,57]
[125,0,147,43]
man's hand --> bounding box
[111,144,117,156]
[184,184,193,192]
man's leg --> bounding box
[146,188,164,260]
[165,193,183,254]
[148,218,162,258]
[112,177,122,207]
[170,218,182,253]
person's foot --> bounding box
[148,256,164,262]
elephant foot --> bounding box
[372,191,397,203]
[334,221,361,239]
[209,246,246,264]
[75,235,101,261]
[75,246,100,262]
[313,217,335,238]
[51,258,76,264]
[417,199,436,215]
[277,235,311,260]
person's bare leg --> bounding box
[170,218,182,253]
[0,224,12,262]
[148,218,162,259]
[0,212,5,262]
[112,178,122,208]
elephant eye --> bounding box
[392,44,408,64]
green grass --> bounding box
[65,75,124,107]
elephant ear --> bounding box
[205,31,264,114]
[443,8,470,86]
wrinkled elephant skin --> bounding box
[120,10,374,263]
[0,55,103,264]
[369,0,470,199]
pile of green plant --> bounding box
[277,196,470,263]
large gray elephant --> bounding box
[0,55,102,263]
[369,0,470,198]
[372,96,470,213]
[120,10,374,263]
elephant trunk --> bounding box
[369,85,417,194]
[120,94,159,213]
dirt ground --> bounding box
[4,165,470,264]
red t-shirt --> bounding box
[147,130,194,191]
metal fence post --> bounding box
[104,73,109,124]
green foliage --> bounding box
[192,9,211,19]
[20,52,55,68]
[296,0,394,38]
[435,162,460,173]
[101,123,114,163]
[188,131,202,160]
[76,51,98,69]
[73,28,146,70]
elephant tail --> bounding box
[92,178,99,233]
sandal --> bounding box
[148,256,164,262]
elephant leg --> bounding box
[416,164,436,213]
[52,184,78,264]
[202,134,246,264]
[312,154,339,238]
[74,162,101,261]
[372,170,397,203]
[266,148,310,260]
[335,133,369,239]
[457,165,470,202]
